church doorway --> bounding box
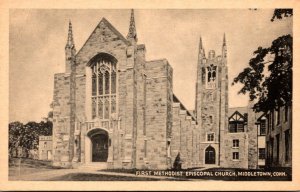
[205,146,216,164]
[91,133,108,162]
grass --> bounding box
[9,158,62,180]
[8,158,292,181]
[49,173,170,181]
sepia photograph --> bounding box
[1,1,299,191]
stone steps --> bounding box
[78,162,108,170]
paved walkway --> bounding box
[10,168,184,181]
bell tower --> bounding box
[195,35,228,166]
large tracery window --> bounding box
[206,64,217,89]
[91,56,117,119]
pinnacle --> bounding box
[199,36,203,50]
[223,33,226,46]
[66,20,75,49]
[127,9,137,41]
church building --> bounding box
[52,10,264,170]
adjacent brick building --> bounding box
[52,10,275,169]
[265,105,292,168]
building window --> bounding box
[270,137,274,163]
[202,67,206,84]
[233,139,239,148]
[229,111,246,133]
[284,105,288,122]
[144,140,147,158]
[167,141,171,158]
[285,130,290,162]
[276,107,281,125]
[271,110,274,130]
[44,142,47,148]
[206,64,217,89]
[91,56,117,119]
[207,133,214,142]
[259,148,265,159]
[260,119,266,135]
[267,113,272,133]
[266,141,269,163]
[276,134,280,164]
[233,152,239,160]
[209,115,213,124]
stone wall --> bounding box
[247,104,258,169]
[52,73,72,167]
[134,44,147,169]
[222,133,249,168]
[143,59,171,169]
[171,97,199,169]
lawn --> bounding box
[49,173,171,181]
[9,158,62,180]
[8,158,292,181]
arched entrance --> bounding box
[91,133,108,162]
[205,146,215,164]
[87,128,109,162]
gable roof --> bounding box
[76,17,130,56]
[229,110,247,121]
[228,107,248,116]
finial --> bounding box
[66,20,75,49]
[222,33,227,58]
[199,36,205,57]
[127,9,137,42]
[223,33,226,46]
[199,36,203,50]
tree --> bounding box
[271,9,293,22]
[232,9,292,112]
[9,120,53,158]
[9,121,24,157]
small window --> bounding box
[276,107,281,125]
[276,134,280,163]
[284,105,288,122]
[228,111,246,133]
[259,148,265,159]
[233,152,239,160]
[285,130,290,162]
[167,141,171,158]
[44,142,47,148]
[207,133,214,142]
[233,139,239,148]
[206,65,217,89]
[267,114,271,132]
[260,119,266,135]
[271,110,274,130]
[229,122,237,132]
[144,140,147,158]
[209,115,213,124]
[237,123,244,132]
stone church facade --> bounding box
[52,10,264,170]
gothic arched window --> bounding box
[91,55,117,120]
[206,64,217,89]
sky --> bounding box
[9,9,292,123]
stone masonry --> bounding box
[52,10,265,170]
